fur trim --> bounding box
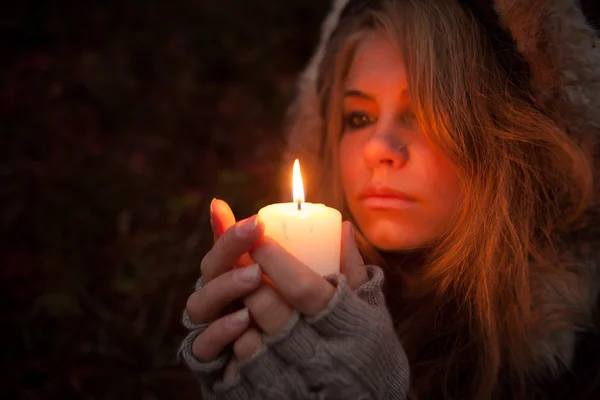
[282,0,351,192]
[494,0,600,133]
[282,0,600,377]
[493,0,600,376]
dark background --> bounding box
[2,1,600,399]
[1,1,327,398]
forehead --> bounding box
[345,32,407,88]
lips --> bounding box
[359,186,417,210]
[360,186,416,201]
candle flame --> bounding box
[293,159,305,205]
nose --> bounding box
[363,131,407,169]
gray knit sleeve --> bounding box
[203,265,411,400]
[178,276,230,400]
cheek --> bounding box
[424,153,462,215]
[339,136,365,191]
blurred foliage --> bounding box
[0,0,328,398]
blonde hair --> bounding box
[314,0,594,398]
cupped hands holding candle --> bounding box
[181,161,409,399]
[189,198,365,374]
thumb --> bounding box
[340,221,368,290]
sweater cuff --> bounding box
[307,267,391,336]
[354,265,387,308]
[262,311,320,363]
[182,275,207,329]
[214,345,309,400]
[258,269,385,365]
[178,328,231,374]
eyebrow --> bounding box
[344,88,411,101]
[343,90,375,100]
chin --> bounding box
[361,219,428,252]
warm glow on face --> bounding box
[293,159,305,204]
[339,33,462,250]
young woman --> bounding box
[181,0,600,398]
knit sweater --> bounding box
[179,266,410,399]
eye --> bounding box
[343,111,377,131]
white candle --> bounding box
[258,160,342,276]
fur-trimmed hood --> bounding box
[282,0,600,385]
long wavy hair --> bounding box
[313,0,594,398]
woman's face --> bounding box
[339,33,462,251]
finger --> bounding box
[233,327,263,362]
[210,198,236,241]
[192,308,250,361]
[201,214,264,282]
[208,198,256,270]
[340,221,368,290]
[250,238,335,317]
[244,285,295,335]
[187,264,263,324]
[223,358,239,382]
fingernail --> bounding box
[210,198,217,215]
[228,308,249,326]
[235,263,261,282]
[237,215,258,235]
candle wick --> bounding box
[297,200,302,211]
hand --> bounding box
[184,199,264,362]
[181,201,407,398]
[228,219,368,379]
[185,198,368,381]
